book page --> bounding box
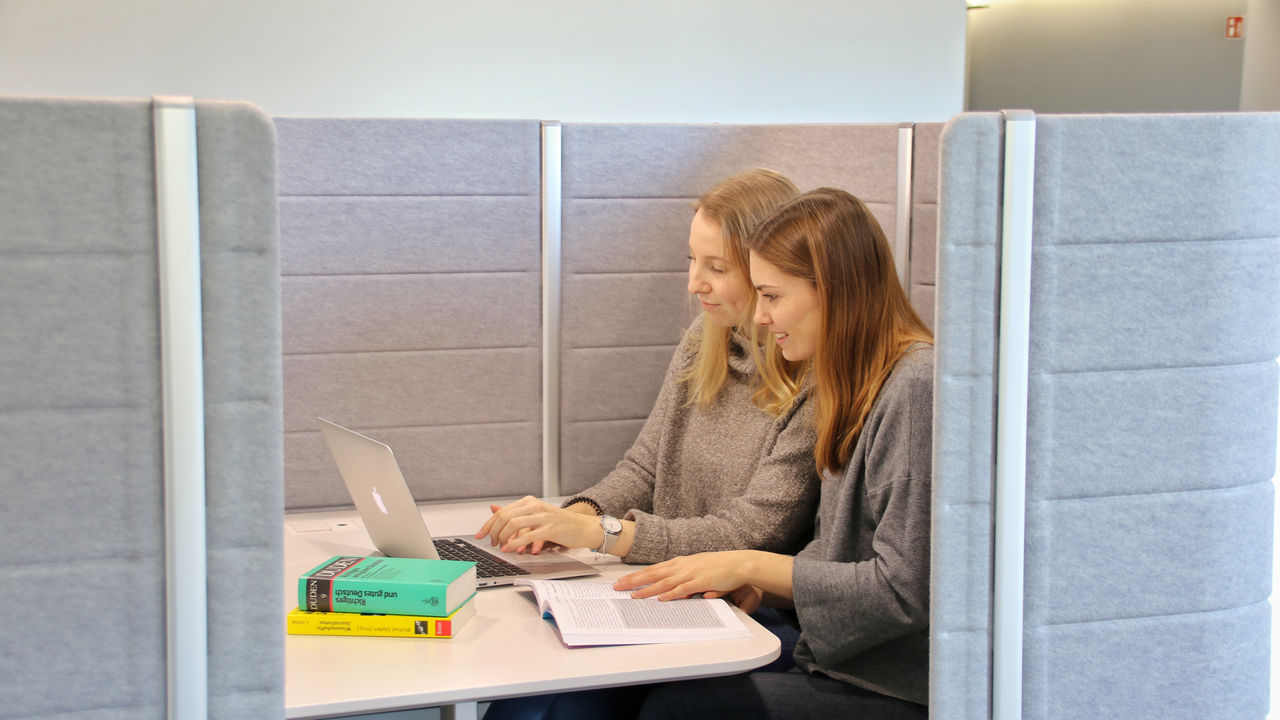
[515,579,751,646]
[561,596,728,630]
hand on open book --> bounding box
[474,496,601,554]
[614,551,754,602]
[616,550,795,607]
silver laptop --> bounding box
[317,418,600,587]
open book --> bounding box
[515,579,751,647]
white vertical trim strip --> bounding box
[154,95,209,720]
[541,122,563,498]
[895,123,915,291]
[992,109,1036,720]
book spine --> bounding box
[300,556,366,612]
[287,611,458,638]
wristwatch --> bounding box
[597,514,622,554]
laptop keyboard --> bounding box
[435,537,531,579]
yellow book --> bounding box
[287,598,476,638]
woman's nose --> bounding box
[688,269,707,294]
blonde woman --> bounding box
[477,169,818,565]
[619,188,934,719]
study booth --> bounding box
[1,96,1277,719]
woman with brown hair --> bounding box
[617,187,934,719]
[479,171,821,720]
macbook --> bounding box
[317,418,600,588]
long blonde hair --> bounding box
[747,188,933,475]
[681,169,800,408]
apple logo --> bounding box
[370,486,390,515]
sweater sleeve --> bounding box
[622,390,819,563]
[791,356,933,668]
[569,325,698,519]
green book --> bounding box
[299,555,476,617]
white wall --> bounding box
[0,0,966,123]
[966,0,1249,113]
[1242,0,1280,110]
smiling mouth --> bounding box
[774,332,789,342]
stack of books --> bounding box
[288,555,477,638]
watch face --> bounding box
[602,516,622,534]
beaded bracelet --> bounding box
[561,495,603,516]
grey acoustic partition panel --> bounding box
[909,122,944,330]
[931,112,1005,720]
[557,122,903,493]
[932,111,1280,719]
[275,118,543,508]
[0,97,282,718]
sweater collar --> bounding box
[727,327,757,376]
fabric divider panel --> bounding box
[1021,602,1271,720]
[1029,240,1280,374]
[1027,363,1279,498]
[282,274,541,354]
[285,423,541,507]
[560,419,650,496]
[1023,482,1273,626]
[280,196,540,275]
[274,118,540,196]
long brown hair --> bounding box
[681,169,799,408]
[747,188,933,475]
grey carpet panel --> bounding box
[0,98,156,254]
[932,111,1279,719]
[274,117,540,196]
[1024,482,1272,625]
[285,423,541,508]
[0,99,168,719]
[1023,602,1271,720]
[911,285,936,331]
[1027,363,1279,499]
[1029,240,1280,374]
[910,123,943,329]
[283,349,540,431]
[559,418,649,496]
[930,113,1004,720]
[562,346,677,425]
[0,97,282,718]
[4,560,166,717]
[1,255,158,410]
[1031,114,1280,246]
[276,119,542,508]
[195,100,284,719]
[282,273,541,354]
[562,274,696,349]
[1017,113,1278,719]
[561,123,901,202]
[911,123,944,207]
[281,195,541,275]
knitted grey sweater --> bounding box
[791,345,933,706]
[577,319,820,564]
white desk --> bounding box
[285,500,781,719]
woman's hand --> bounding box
[474,496,602,554]
[613,551,755,601]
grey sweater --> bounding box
[791,345,933,706]
[577,319,820,564]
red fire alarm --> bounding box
[1226,16,1244,39]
